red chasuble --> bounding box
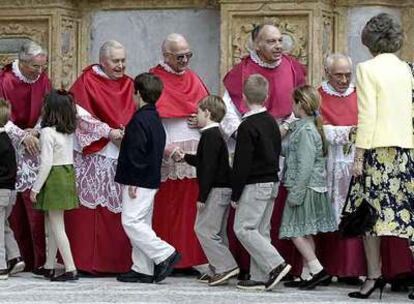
[223,54,306,118]
[70,65,136,154]
[0,63,51,129]
[150,65,209,118]
[318,87,358,126]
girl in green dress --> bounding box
[280,85,336,290]
[29,89,79,282]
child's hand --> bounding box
[29,190,37,203]
[23,135,40,156]
[172,149,185,162]
[230,201,238,209]
[196,201,205,210]
[128,186,138,199]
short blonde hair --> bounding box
[243,74,269,105]
[198,95,226,123]
[0,99,11,127]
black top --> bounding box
[231,111,281,202]
[115,104,166,189]
[0,132,17,190]
[184,126,231,203]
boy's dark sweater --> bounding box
[0,132,17,190]
[231,111,281,202]
[184,126,231,203]
[115,104,166,189]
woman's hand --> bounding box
[352,148,365,177]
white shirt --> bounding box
[32,127,74,193]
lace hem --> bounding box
[74,152,122,213]
[280,220,337,238]
[76,115,111,149]
[161,140,198,181]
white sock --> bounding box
[300,265,311,280]
[308,259,323,275]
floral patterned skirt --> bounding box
[343,147,414,246]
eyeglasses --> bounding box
[21,61,48,71]
[166,52,193,62]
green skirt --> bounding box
[35,165,79,211]
[279,188,337,239]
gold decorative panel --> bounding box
[230,15,309,67]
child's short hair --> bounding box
[41,89,77,134]
[198,95,226,123]
[134,73,163,104]
[0,99,11,127]
[243,74,269,105]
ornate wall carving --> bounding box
[0,0,413,88]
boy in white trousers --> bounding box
[115,73,180,283]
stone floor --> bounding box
[0,272,411,304]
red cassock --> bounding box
[150,65,209,268]
[64,65,136,274]
[317,88,366,277]
[0,63,51,270]
[223,55,306,275]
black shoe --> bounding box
[51,270,79,282]
[338,277,362,286]
[409,290,414,300]
[265,262,292,291]
[236,279,266,291]
[319,275,333,286]
[284,279,305,288]
[117,270,154,283]
[299,269,331,290]
[237,270,250,281]
[32,267,55,279]
[348,277,386,299]
[7,257,25,275]
[154,251,181,283]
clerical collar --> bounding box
[159,61,185,75]
[321,80,355,97]
[92,65,110,79]
[12,60,40,84]
[249,50,281,69]
[200,122,219,132]
[242,107,267,119]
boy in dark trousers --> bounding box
[115,73,180,284]
[0,99,25,279]
[177,95,239,286]
[231,74,291,291]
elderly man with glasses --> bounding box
[0,41,52,273]
[149,33,209,270]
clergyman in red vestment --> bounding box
[317,53,366,283]
[0,41,51,271]
[220,24,306,283]
[64,40,136,274]
[151,33,209,268]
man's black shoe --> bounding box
[117,270,154,283]
[299,269,330,290]
[154,251,181,283]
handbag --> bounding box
[338,176,377,237]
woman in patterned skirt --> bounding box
[342,13,414,300]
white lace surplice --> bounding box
[75,105,122,213]
[5,121,40,192]
[161,118,200,181]
[323,125,355,224]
